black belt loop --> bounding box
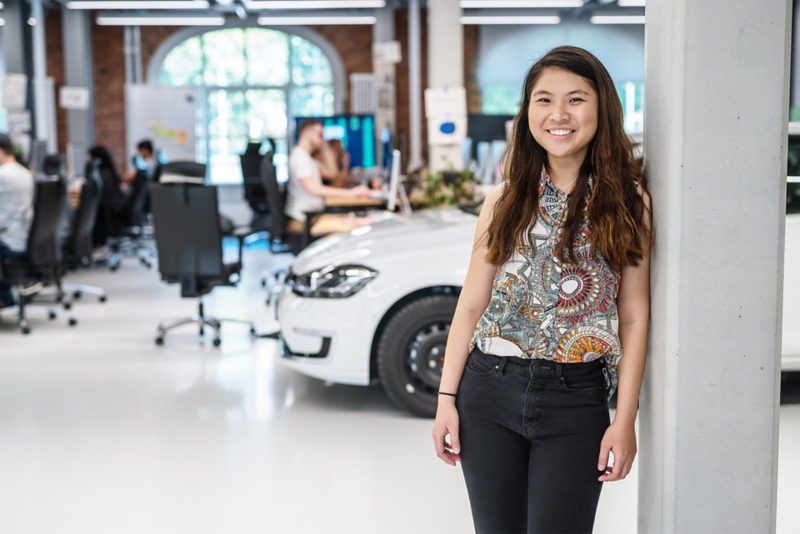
[554,362,563,385]
[494,356,507,376]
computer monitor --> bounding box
[294,115,376,169]
[466,114,515,160]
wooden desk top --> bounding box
[324,195,386,208]
[310,212,393,236]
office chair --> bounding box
[149,183,256,346]
[103,169,154,270]
[0,180,78,334]
[241,142,270,232]
[159,161,206,183]
[60,166,107,303]
[260,153,309,256]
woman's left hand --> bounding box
[597,421,637,482]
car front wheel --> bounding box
[377,294,458,418]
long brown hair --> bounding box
[485,46,653,270]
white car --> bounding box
[277,149,800,418]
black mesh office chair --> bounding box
[103,169,154,270]
[150,183,255,346]
[260,152,309,256]
[241,142,269,232]
[159,161,206,183]
[0,180,78,334]
[60,166,107,302]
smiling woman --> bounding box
[432,45,653,534]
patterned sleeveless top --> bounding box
[469,168,623,401]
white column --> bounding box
[427,0,463,172]
[30,0,48,142]
[408,0,422,168]
[641,1,790,532]
[62,7,95,147]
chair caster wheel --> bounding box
[68,318,78,326]
[250,328,257,336]
[155,337,164,345]
[74,292,82,300]
[56,295,63,303]
[63,302,72,310]
[213,338,221,347]
[99,296,107,303]
[21,326,31,335]
[48,311,57,320]
[261,279,266,287]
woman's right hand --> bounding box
[432,399,461,466]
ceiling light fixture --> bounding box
[96,15,225,25]
[258,15,377,24]
[590,15,644,23]
[459,0,581,7]
[617,0,645,6]
[68,1,210,9]
[0,18,5,26]
[247,0,384,8]
[460,15,560,24]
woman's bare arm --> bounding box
[614,188,652,427]
[437,184,503,397]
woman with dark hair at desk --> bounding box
[87,145,127,246]
[316,138,355,188]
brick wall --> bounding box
[91,22,127,171]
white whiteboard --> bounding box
[125,85,196,163]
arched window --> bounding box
[159,27,336,183]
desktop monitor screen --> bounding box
[466,114,514,160]
[294,115,376,169]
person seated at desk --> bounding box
[123,139,158,185]
[285,119,369,235]
[0,134,34,307]
[316,138,355,188]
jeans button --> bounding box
[533,362,541,372]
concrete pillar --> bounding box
[373,7,396,168]
[408,0,422,168]
[62,7,95,147]
[30,0,48,142]
[427,0,463,172]
[1,0,29,75]
[641,1,790,532]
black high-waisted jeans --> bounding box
[455,347,611,534]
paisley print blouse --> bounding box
[469,168,623,401]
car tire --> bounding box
[377,294,458,418]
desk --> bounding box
[325,195,386,209]
[310,212,393,237]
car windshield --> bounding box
[458,198,484,216]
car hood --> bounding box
[291,207,478,274]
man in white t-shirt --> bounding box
[285,119,370,234]
[0,133,34,306]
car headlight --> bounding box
[287,264,378,298]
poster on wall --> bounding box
[125,85,196,164]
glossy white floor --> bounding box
[1,245,799,533]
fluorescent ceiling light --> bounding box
[69,1,209,9]
[617,0,645,6]
[460,15,560,24]
[459,0,581,7]
[247,0,384,8]
[0,18,4,26]
[96,15,225,25]
[590,15,644,24]
[258,15,376,24]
